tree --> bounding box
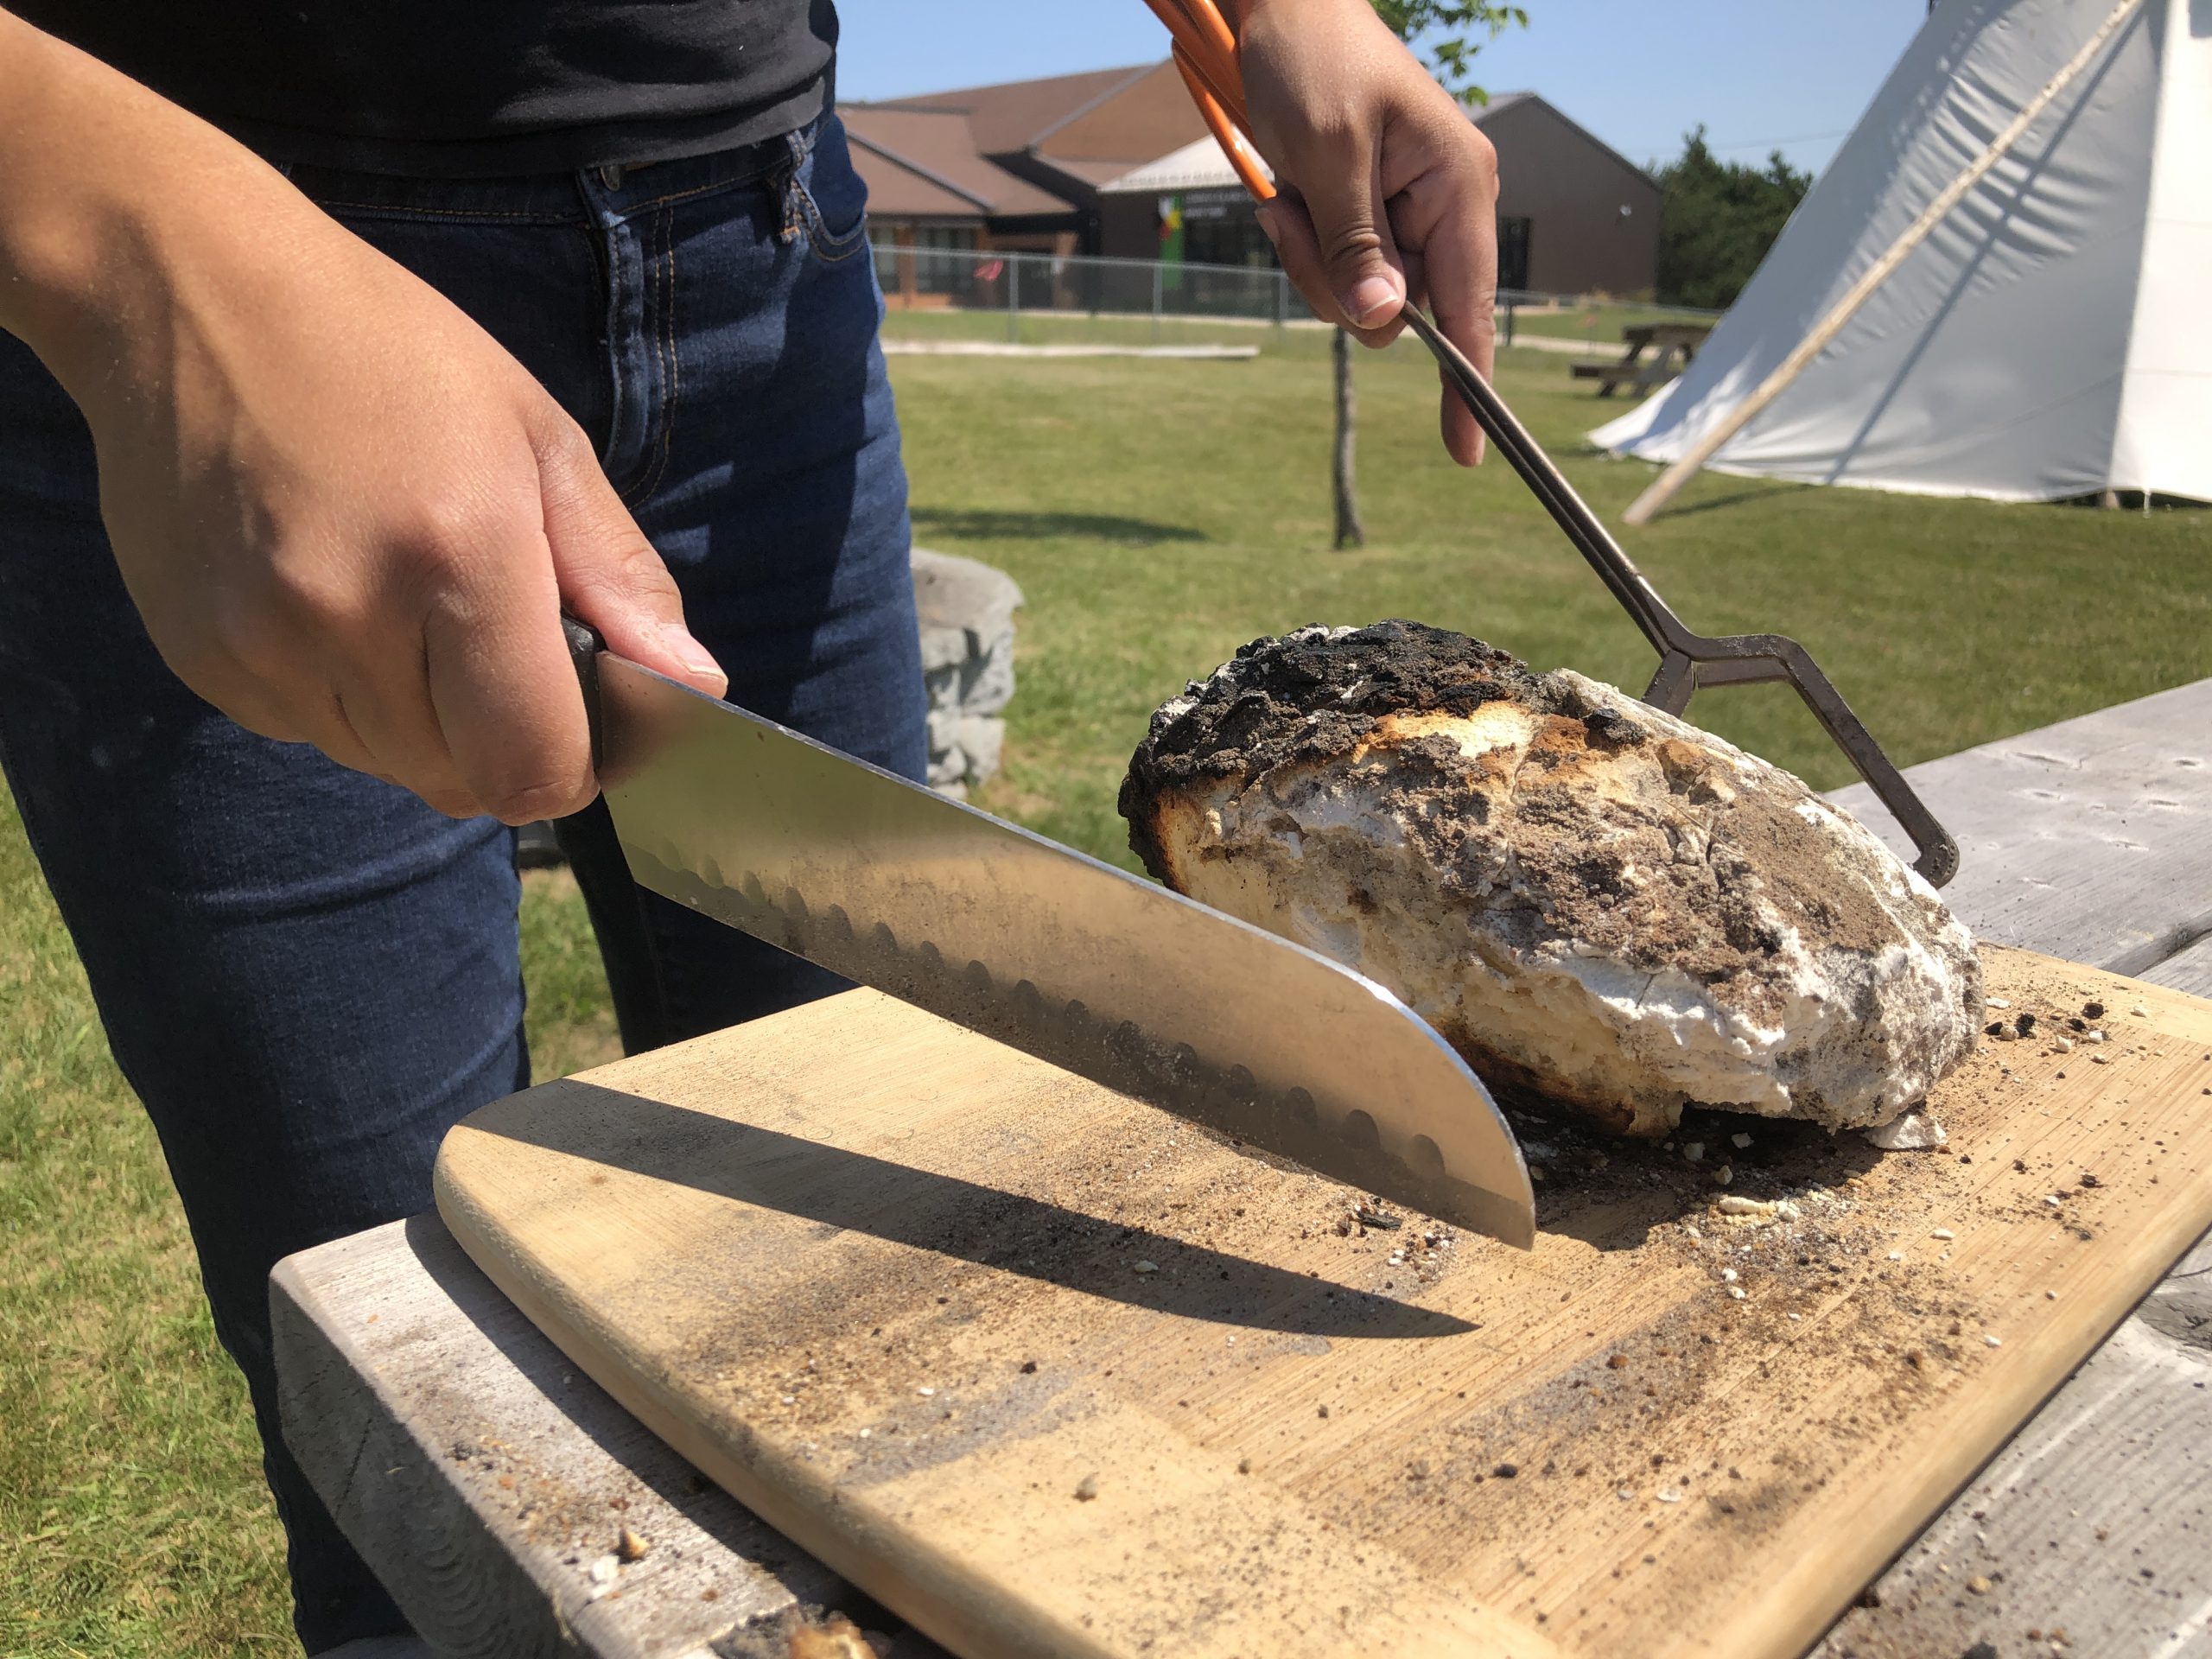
[1653,127,1811,311]
[1367,2,1529,104]
[1332,2,1528,549]
[1332,327,1363,548]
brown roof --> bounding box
[844,60,1209,224]
[1020,155,1141,189]
[878,64,1160,155]
[841,106,1070,219]
[1028,61,1206,162]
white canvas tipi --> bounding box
[1592,0,2212,505]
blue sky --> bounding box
[836,2,1933,176]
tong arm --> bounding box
[1398,308,1959,888]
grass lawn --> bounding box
[1500,299,1720,342]
[876,300,1714,353]
[1,329,2204,1653]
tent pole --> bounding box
[1620,0,2144,526]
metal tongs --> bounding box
[1141,0,1959,887]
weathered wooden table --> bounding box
[274,680,2212,1659]
[1569,321,1713,397]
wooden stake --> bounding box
[1332,327,1363,550]
[1620,0,2144,525]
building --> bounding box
[841,62,1207,307]
[846,71,1660,305]
[1476,93,1662,296]
[1099,92,1660,297]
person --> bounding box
[0,1,1500,1649]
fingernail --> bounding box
[1255,204,1281,246]
[662,622,724,682]
[1342,275,1402,328]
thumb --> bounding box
[530,414,727,698]
[1299,153,1406,331]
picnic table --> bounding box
[273,679,2212,1659]
[1571,321,1713,397]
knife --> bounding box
[566,618,1535,1248]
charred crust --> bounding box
[1121,621,1546,877]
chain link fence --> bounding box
[870,243,1723,354]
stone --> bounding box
[911,548,1024,793]
[960,640,1017,719]
[953,715,1006,781]
[913,547,1023,654]
[1120,622,1983,1137]
[1865,1109,1948,1150]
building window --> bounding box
[1179,189,1275,270]
[872,221,981,301]
[914,225,978,296]
[1498,216,1533,296]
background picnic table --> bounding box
[1573,321,1714,397]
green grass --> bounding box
[880,304,1313,351]
[0,816,614,1656]
[1,333,2204,1652]
[0,792,289,1656]
[876,299,1715,354]
[1501,300,1719,342]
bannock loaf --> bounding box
[1119,622,1981,1137]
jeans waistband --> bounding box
[282,118,814,224]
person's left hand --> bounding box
[1231,0,1499,464]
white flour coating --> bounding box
[1132,641,1981,1136]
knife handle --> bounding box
[561,612,605,777]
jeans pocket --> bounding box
[784,117,871,264]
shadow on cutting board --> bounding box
[467,1080,1475,1342]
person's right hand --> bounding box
[1,16,723,825]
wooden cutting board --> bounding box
[436,946,2212,1659]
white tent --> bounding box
[1592,0,2212,505]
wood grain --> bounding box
[435,950,2212,1659]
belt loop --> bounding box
[575,162,618,229]
[776,129,810,245]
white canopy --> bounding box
[1098,135,1273,195]
[1592,0,2212,505]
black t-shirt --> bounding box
[16,1,838,175]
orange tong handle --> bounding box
[1140,0,1252,130]
[1175,0,1242,69]
[1144,0,1277,204]
[1138,0,1239,83]
[1172,46,1275,201]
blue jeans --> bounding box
[0,115,924,1651]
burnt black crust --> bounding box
[1119,621,1638,880]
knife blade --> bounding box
[569,621,1535,1247]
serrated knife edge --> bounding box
[590,648,1535,1247]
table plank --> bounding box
[2145,932,2212,1001]
[1815,681,2212,1659]
[1807,1233,2211,1659]
[1827,679,2212,975]
[272,1217,915,1659]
